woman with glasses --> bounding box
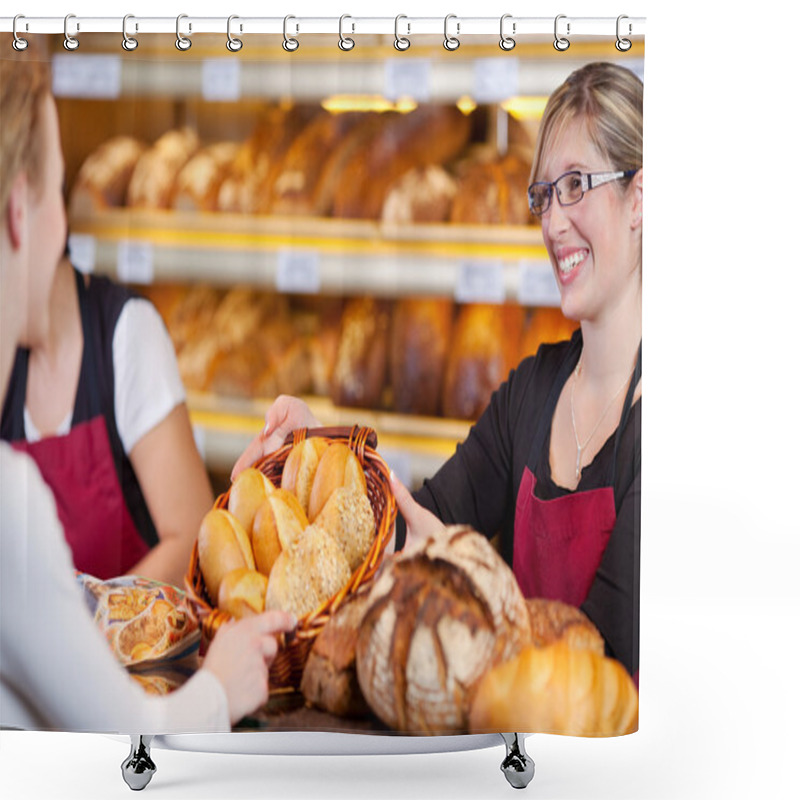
[235,62,643,682]
[1,46,295,733]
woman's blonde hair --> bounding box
[0,39,52,218]
[531,62,643,185]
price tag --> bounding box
[276,249,321,294]
[202,59,242,102]
[472,58,519,104]
[67,233,96,274]
[455,260,505,304]
[384,59,431,102]
[518,260,561,306]
[52,54,122,99]
[117,240,154,285]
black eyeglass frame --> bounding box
[528,168,638,216]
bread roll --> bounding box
[525,598,605,656]
[355,525,531,734]
[468,640,638,737]
[198,509,255,605]
[69,136,146,216]
[316,485,375,571]
[218,568,269,620]
[307,442,368,523]
[390,298,453,416]
[281,438,329,516]
[330,297,391,410]
[172,142,239,212]
[252,489,309,574]
[228,468,276,536]
[442,304,524,420]
[126,128,200,209]
[300,592,371,717]
[265,523,351,620]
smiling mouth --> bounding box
[557,250,588,276]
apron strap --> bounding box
[611,340,642,484]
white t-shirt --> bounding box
[0,443,229,733]
[23,299,185,454]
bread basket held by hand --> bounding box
[185,425,397,692]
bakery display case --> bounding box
[54,34,640,489]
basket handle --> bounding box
[282,425,378,452]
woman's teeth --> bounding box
[558,251,587,275]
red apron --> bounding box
[513,342,641,608]
[12,418,149,580]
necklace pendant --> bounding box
[575,446,582,480]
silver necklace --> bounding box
[570,356,636,480]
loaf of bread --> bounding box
[217,568,269,619]
[381,165,457,225]
[160,284,222,355]
[330,297,391,409]
[228,467,276,537]
[197,508,255,605]
[265,523,351,620]
[355,525,531,733]
[442,304,524,420]
[468,640,638,736]
[69,135,147,216]
[307,442,368,523]
[172,142,239,212]
[525,598,605,655]
[126,128,200,209]
[333,106,471,220]
[300,591,371,717]
[520,307,580,358]
[281,438,329,517]
[390,297,453,416]
[316,485,375,572]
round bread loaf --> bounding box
[525,598,605,655]
[355,525,530,734]
[468,640,638,737]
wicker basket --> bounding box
[185,425,397,692]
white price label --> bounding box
[52,54,122,99]
[384,59,431,102]
[518,260,561,306]
[117,241,154,285]
[202,59,242,102]
[67,233,96,274]
[472,58,519,104]
[276,250,321,294]
[456,260,505,304]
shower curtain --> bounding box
[0,17,644,743]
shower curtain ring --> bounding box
[443,14,460,51]
[122,14,138,51]
[176,14,192,50]
[64,14,80,51]
[394,15,410,51]
[339,15,355,51]
[227,15,243,51]
[499,14,516,51]
[12,15,28,51]
[283,15,299,51]
[615,15,632,51]
[554,14,570,51]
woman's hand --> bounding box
[201,610,296,725]
[389,471,445,551]
[231,395,321,481]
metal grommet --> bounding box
[64,13,79,51]
[283,15,299,52]
[443,14,460,51]
[12,15,29,51]
[394,14,410,51]
[499,14,516,51]
[176,14,192,51]
[615,15,632,52]
[122,14,138,51]
[227,15,243,52]
[338,14,355,51]
[554,14,570,51]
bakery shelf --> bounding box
[68,210,559,305]
[187,391,469,489]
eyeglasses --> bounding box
[528,169,638,216]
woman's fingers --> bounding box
[389,470,444,547]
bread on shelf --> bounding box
[172,142,239,212]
